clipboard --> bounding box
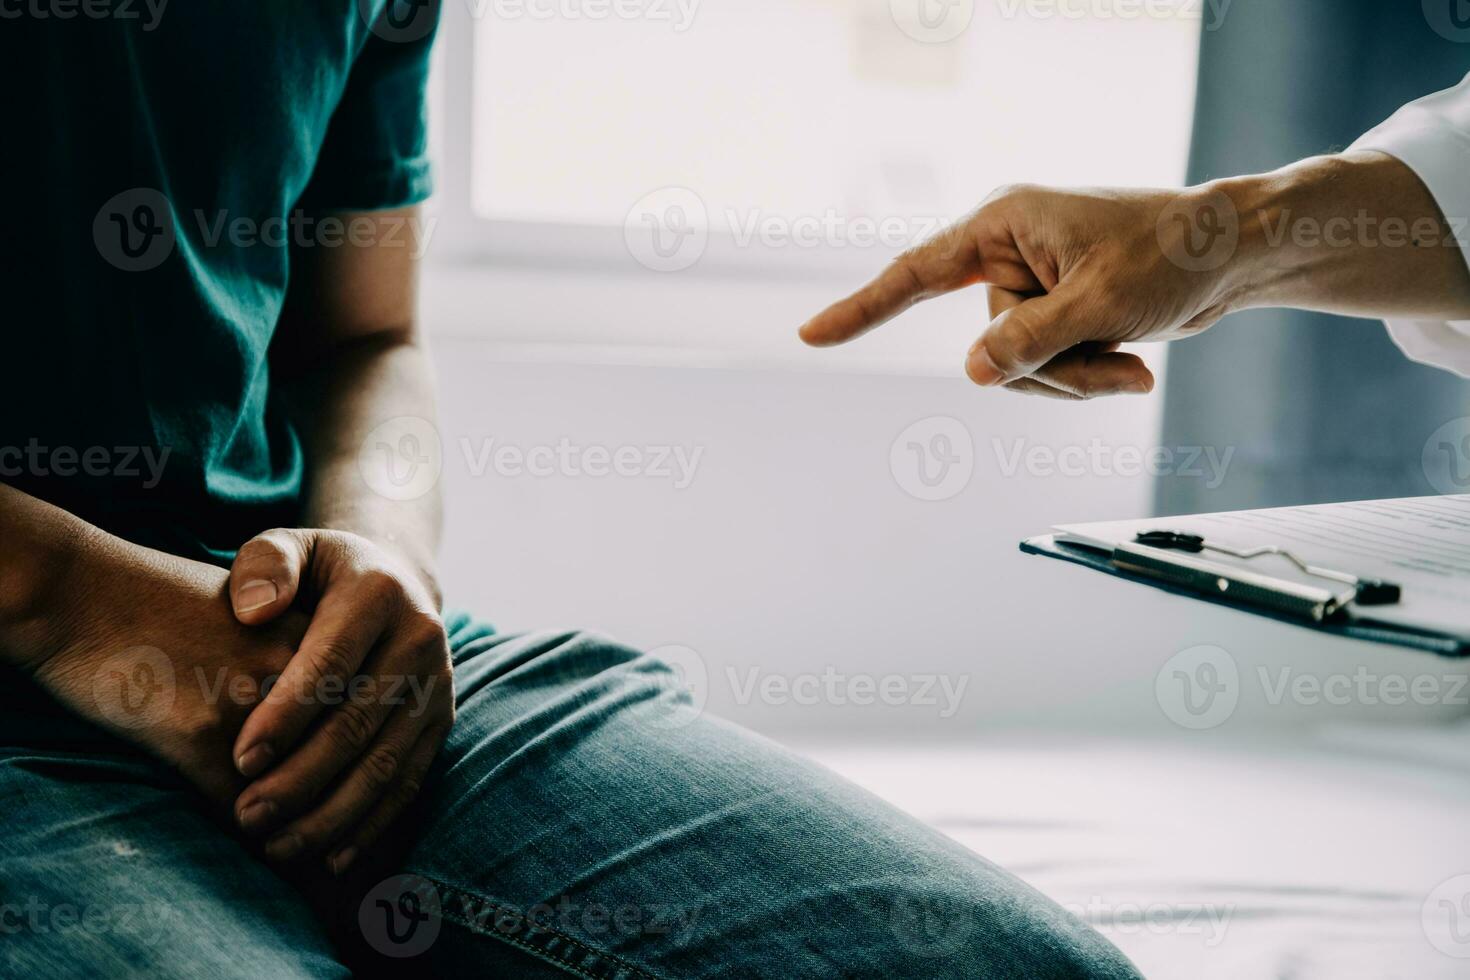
[1020,522,1470,660]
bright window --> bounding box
[428,0,1202,368]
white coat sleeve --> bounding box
[1348,73,1470,377]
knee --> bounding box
[881,888,1142,980]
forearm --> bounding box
[0,483,106,672]
[282,335,444,605]
[1216,151,1470,321]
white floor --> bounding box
[798,727,1470,980]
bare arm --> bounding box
[264,205,443,599]
[1,207,454,871]
[0,482,99,672]
[221,206,456,875]
[800,152,1470,398]
[1225,152,1470,322]
[0,482,320,813]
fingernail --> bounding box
[1123,380,1153,394]
[236,743,275,778]
[329,846,359,876]
[966,345,1005,386]
[236,579,278,614]
[265,833,303,861]
[237,800,277,833]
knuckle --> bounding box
[1089,281,1125,319]
[395,773,424,805]
[328,698,377,751]
[1054,365,1092,400]
[254,768,319,814]
[850,287,883,328]
[358,744,401,792]
[275,769,326,809]
[985,182,1036,207]
[308,639,358,687]
[358,568,402,604]
[1004,310,1050,367]
[235,540,277,566]
[403,610,449,653]
[291,818,336,852]
[237,535,284,562]
[393,750,437,807]
[238,529,299,567]
[890,253,929,297]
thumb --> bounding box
[230,529,309,625]
[966,285,1106,386]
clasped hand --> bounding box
[32,528,454,876]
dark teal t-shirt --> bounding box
[1,1,439,563]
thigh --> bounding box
[0,684,347,980]
[351,622,1140,980]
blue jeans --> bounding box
[0,615,1140,978]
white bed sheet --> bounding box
[801,728,1470,979]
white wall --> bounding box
[430,338,1470,737]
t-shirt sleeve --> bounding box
[1348,72,1470,378]
[296,1,442,213]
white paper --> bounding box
[1054,495,1470,638]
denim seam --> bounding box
[425,876,663,980]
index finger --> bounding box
[797,222,985,347]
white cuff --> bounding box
[1349,75,1470,377]
[1380,318,1470,379]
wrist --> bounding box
[301,524,444,611]
[375,539,443,611]
[1202,162,1319,312]
[303,502,443,610]
[1208,151,1419,313]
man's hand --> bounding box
[798,183,1236,399]
[799,153,1470,397]
[226,528,454,875]
[27,539,308,810]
